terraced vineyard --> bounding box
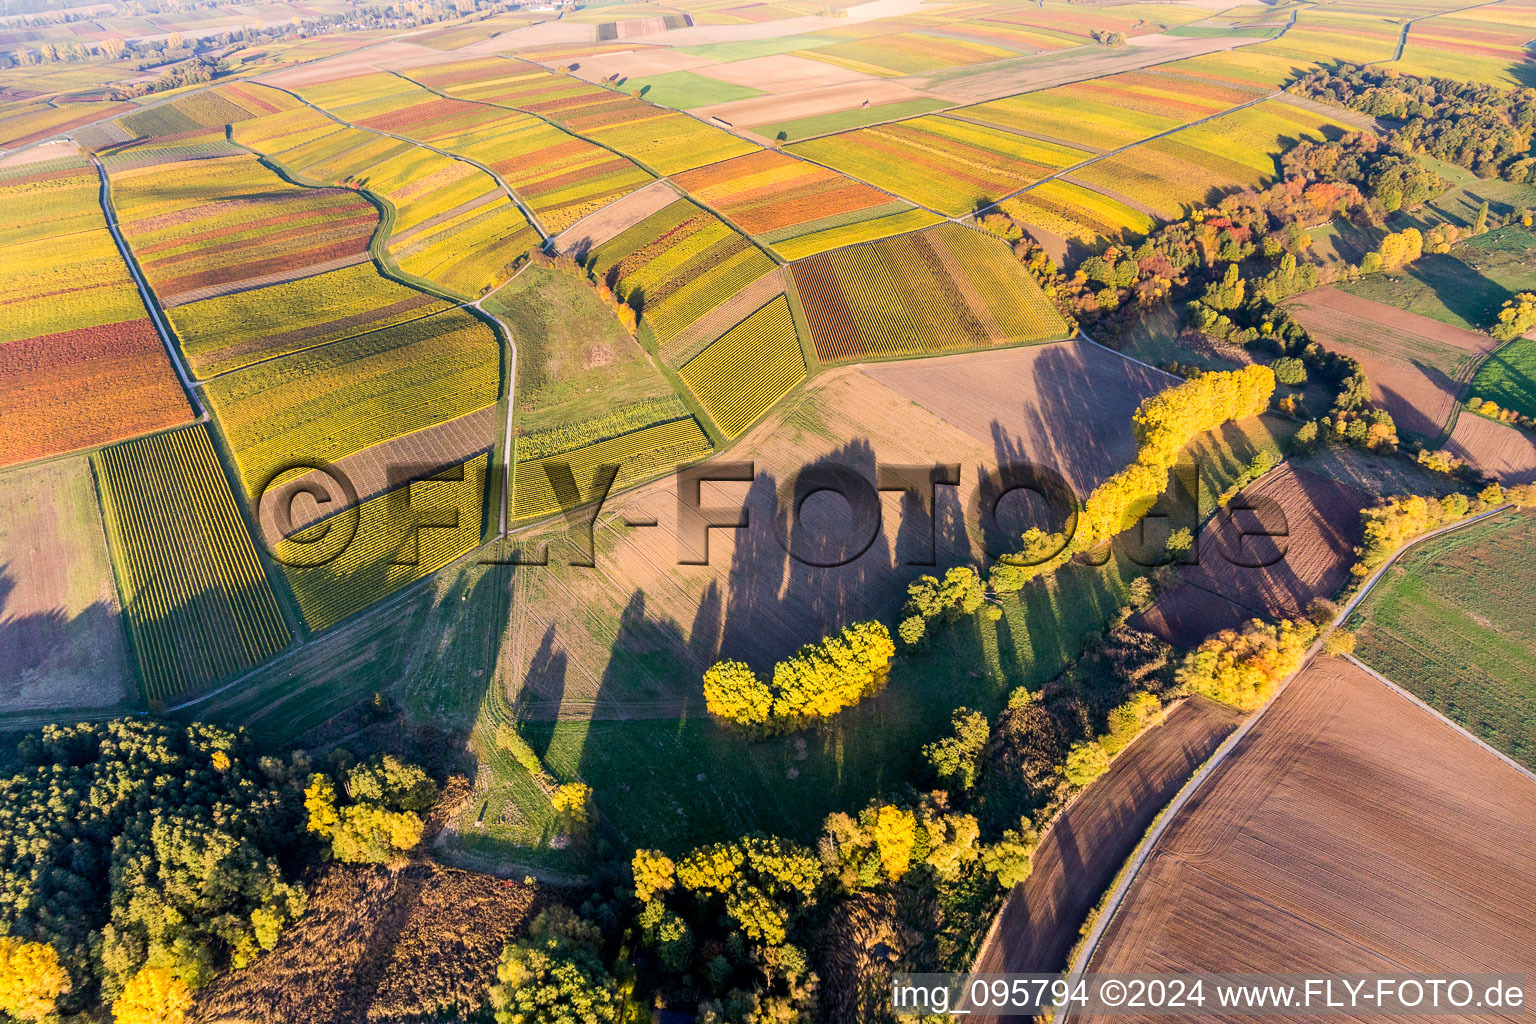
[94,425,290,700]
[679,295,806,437]
[0,155,191,466]
[790,222,1069,362]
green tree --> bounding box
[1062,741,1110,786]
[922,708,990,792]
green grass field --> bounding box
[1468,335,1536,418]
[1337,225,1536,332]
[484,266,677,434]
[622,71,763,109]
[1348,509,1536,770]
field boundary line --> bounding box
[1058,502,1516,1018]
[1344,653,1536,786]
[1078,329,1182,382]
[87,151,205,418]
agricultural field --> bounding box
[110,152,378,305]
[0,98,131,148]
[1284,287,1501,440]
[678,294,806,437]
[0,157,192,466]
[1350,509,1536,767]
[278,454,491,632]
[1252,10,1407,66]
[202,305,499,501]
[113,81,301,140]
[671,148,942,259]
[94,425,290,702]
[1131,465,1367,648]
[794,31,1016,77]
[1074,98,1350,219]
[1396,3,1536,86]
[0,457,134,713]
[1084,656,1536,993]
[790,222,1070,364]
[408,56,757,174]
[1000,178,1157,257]
[959,65,1270,153]
[789,114,1090,216]
[584,196,778,346]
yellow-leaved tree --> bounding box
[0,937,70,1022]
[113,966,191,1024]
[870,804,917,882]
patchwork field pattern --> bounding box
[1397,3,1536,86]
[794,31,1015,77]
[278,454,491,632]
[1253,10,1406,66]
[585,197,778,345]
[790,115,1089,216]
[0,98,131,148]
[0,159,190,466]
[960,66,1271,153]
[95,425,290,701]
[110,152,377,305]
[202,305,499,501]
[790,222,1069,363]
[671,148,941,259]
[238,92,539,297]
[115,81,302,141]
[1074,99,1350,218]
[409,57,757,174]
[679,295,806,437]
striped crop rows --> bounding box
[679,295,806,438]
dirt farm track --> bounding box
[969,696,1245,1016]
[1081,657,1536,1020]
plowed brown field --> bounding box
[1083,656,1536,1012]
[1284,288,1498,440]
[1133,465,1367,648]
[970,697,1244,997]
[1447,410,1536,485]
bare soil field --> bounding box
[1446,411,1536,485]
[554,180,678,257]
[699,53,876,91]
[261,40,450,86]
[1284,287,1498,439]
[861,340,1171,498]
[970,697,1244,996]
[1084,656,1536,999]
[449,20,597,56]
[693,79,938,130]
[1133,465,1367,648]
[568,47,721,80]
[255,405,500,542]
[0,457,133,713]
[627,0,927,49]
[193,862,538,1024]
[910,34,1258,105]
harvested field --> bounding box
[1084,656,1536,997]
[553,179,680,257]
[0,457,133,713]
[1445,410,1536,485]
[1284,287,1498,439]
[259,40,451,87]
[861,339,1167,498]
[1132,465,1367,648]
[698,53,874,91]
[193,862,538,1024]
[970,697,1244,988]
[566,47,720,80]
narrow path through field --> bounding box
[1054,502,1518,1023]
[86,151,206,419]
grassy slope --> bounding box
[484,266,678,434]
[1347,509,1536,770]
[1337,225,1536,332]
